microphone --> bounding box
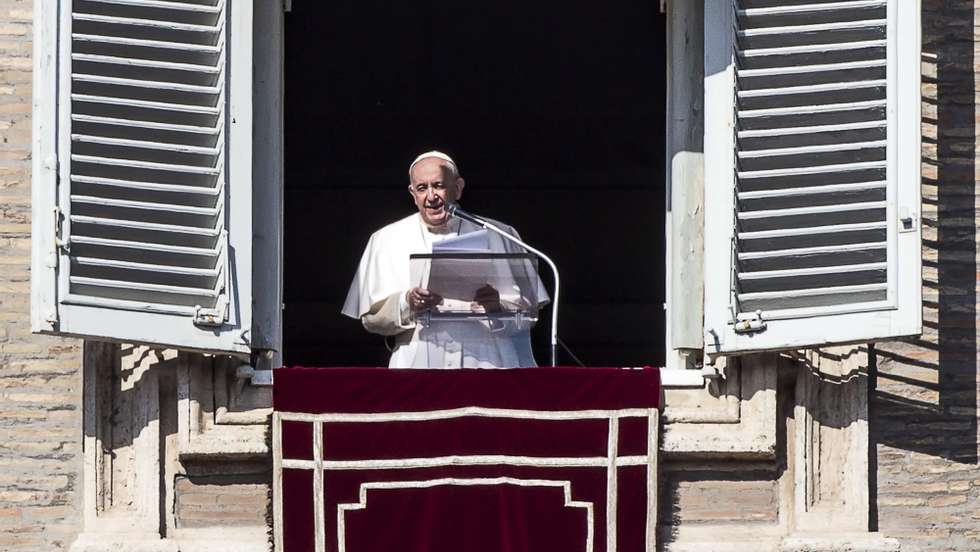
[444,202,562,367]
[445,203,486,227]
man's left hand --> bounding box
[473,284,502,313]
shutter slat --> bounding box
[72,53,221,74]
[72,94,222,114]
[738,241,886,261]
[738,120,885,138]
[81,0,223,13]
[738,19,886,38]
[739,181,886,200]
[738,60,886,78]
[71,134,221,155]
[71,195,221,216]
[738,283,887,301]
[71,175,221,195]
[739,99,885,118]
[73,13,220,33]
[71,154,221,175]
[70,214,221,237]
[738,160,886,179]
[72,33,222,53]
[72,73,221,94]
[737,1,886,17]
[73,256,220,277]
[69,276,219,298]
[72,114,220,135]
[739,201,886,221]
[738,81,886,100]
[63,294,198,316]
[739,40,887,58]
[71,236,220,257]
[737,140,886,159]
[739,262,886,281]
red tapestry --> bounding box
[273,367,661,552]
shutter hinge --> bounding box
[283,0,292,12]
[52,206,69,254]
[193,296,228,327]
[733,310,767,334]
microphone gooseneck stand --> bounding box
[446,203,560,367]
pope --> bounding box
[341,151,548,368]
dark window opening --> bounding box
[284,1,667,367]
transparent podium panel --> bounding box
[410,253,542,324]
[407,253,543,368]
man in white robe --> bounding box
[341,151,548,368]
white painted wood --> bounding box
[34,0,258,354]
[738,81,887,100]
[740,40,887,58]
[666,0,705,358]
[738,100,886,119]
[737,140,887,160]
[30,0,60,332]
[71,73,222,94]
[702,0,737,357]
[738,59,886,78]
[738,19,886,37]
[702,0,921,355]
[738,181,886,200]
[736,0,885,17]
[226,0,255,335]
[72,33,223,52]
[71,94,223,114]
[84,0,223,13]
[738,201,886,220]
[739,262,886,281]
[70,114,221,135]
[251,0,284,356]
[72,13,218,32]
[71,174,221,196]
[70,195,222,214]
[738,241,885,261]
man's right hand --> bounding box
[406,287,442,314]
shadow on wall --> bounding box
[870,2,978,466]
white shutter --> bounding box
[703,0,921,355]
[31,0,255,354]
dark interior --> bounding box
[283,1,667,367]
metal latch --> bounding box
[899,207,918,233]
[733,310,767,334]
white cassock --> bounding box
[342,213,549,368]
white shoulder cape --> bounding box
[342,213,549,319]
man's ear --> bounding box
[454,177,465,200]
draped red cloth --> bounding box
[274,367,661,552]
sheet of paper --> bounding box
[433,229,490,252]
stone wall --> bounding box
[871,0,980,550]
[0,0,84,550]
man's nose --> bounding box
[425,188,437,202]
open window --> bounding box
[31,0,272,355]
[702,0,922,356]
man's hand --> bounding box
[472,284,502,313]
[406,287,442,314]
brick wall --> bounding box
[175,474,270,529]
[0,0,84,549]
[871,1,980,550]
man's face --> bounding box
[408,158,465,228]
